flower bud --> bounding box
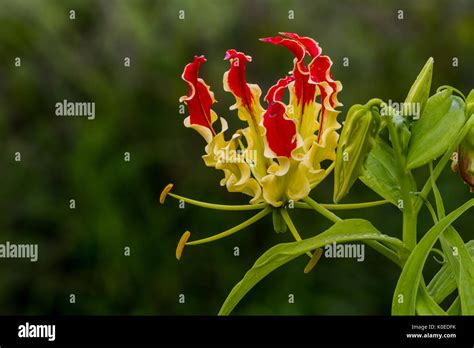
[334,102,381,203]
[452,126,474,193]
[403,57,433,119]
[451,90,474,192]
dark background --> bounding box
[0,0,472,315]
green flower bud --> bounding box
[392,113,411,155]
[452,122,474,193]
[334,102,381,203]
[403,57,434,119]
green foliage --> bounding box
[220,52,474,316]
[407,91,467,169]
[428,241,474,305]
[360,139,402,205]
[392,199,473,315]
[219,219,403,315]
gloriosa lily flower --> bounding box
[179,32,342,206]
[161,33,347,264]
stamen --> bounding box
[302,196,342,223]
[185,207,271,246]
[280,208,313,259]
[294,199,389,210]
[176,231,191,260]
[304,248,323,273]
[160,183,174,204]
[167,192,267,211]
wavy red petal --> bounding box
[260,36,305,63]
[263,102,297,157]
[265,75,295,103]
[309,55,340,108]
[280,32,322,58]
[224,49,254,108]
[180,55,216,134]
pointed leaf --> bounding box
[407,91,467,170]
[359,138,402,205]
[392,199,474,315]
[219,219,404,315]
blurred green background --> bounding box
[0,0,472,315]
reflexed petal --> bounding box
[261,158,291,207]
[259,36,305,62]
[202,119,263,204]
[223,49,265,126]
[261,159,311,207]
[223,49,268,178]
[262,102,298,158]
[264,75,295,103]
[180,55,218,143]
[309,55,342,145]
[280,32,322,58]
[260,35,319,140]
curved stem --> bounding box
[280,209,313,258]
[420,196,438,224]
[168,192,267,211]
[365,240,402,267]
[294,199,389,210]
[302,196,342,223]
[302,197,406,265]
[186,207,271,245]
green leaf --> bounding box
[466,89,474,116]
[407,91,467,170]
[429,162,474,315]
[427,241,474,304]
[447,296,461,315]
[219,219,404,315]
[359,138,402,205]
[392,199,474,315]
[416,281,447,315]
[403,57,433,119]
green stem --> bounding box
[186,207,271,245]
[294,199,389,210]
[302,196,341,223]
[402,211,417,250]
[386,115,417,249]
[302,197,405,266]
[280,209,313,258]
[420,196,439,224]
[168,193,267,211]
[365,240,402,267]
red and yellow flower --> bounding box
[179,32,342,207]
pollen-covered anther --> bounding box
[176,231,191,260]
[303,248,323,273]
[160,183,174,204]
